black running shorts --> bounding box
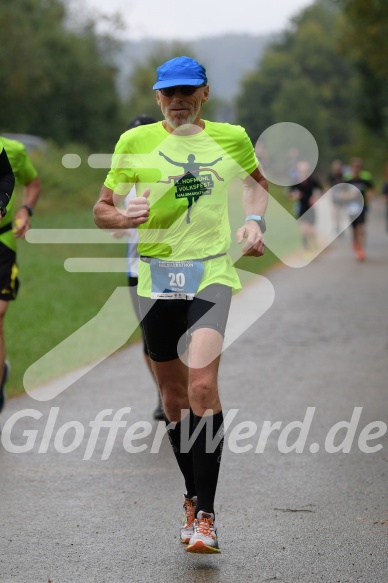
[138,284,232,362]
[0,243,19,301]
[351,208,367,228]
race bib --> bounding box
[150,259,205,300]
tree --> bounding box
[336,0,388,135]
[336,0,388,78]
[235,1,357,165]
[0,0,124,148]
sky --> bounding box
[80,0,314,41]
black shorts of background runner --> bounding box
[351,208,367,228]
[0,242,19,301]
[128,276,149,356]
[139,284,232,362]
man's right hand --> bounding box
[126,188,151,226]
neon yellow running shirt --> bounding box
[104,121,258,297]
[0,136,38,251]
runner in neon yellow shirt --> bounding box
[0,137,40,250]
[94,56,268,554]
[0,136,41,413]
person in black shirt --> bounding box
[344,158,374,261]
[0,143,14,218]
[328,159,345,234]
[381,162,388,233]
[0,142,14,412]
[289,161,322,253]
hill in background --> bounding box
[116,33,275,101]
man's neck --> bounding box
[163,119,205,135]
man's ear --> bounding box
[155,90,161,106]
[202,85,210,104]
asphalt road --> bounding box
[1,201,387,583]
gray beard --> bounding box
[162,103,201,129]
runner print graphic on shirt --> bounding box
[158,151,224,223]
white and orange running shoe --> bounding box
[180,495,197,544]
[186,510,220,554]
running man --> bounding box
[94,56,268,553]
[343,157,374,260]
[382,162,388,233]
[288,160,322,255]
[328,159,345,235]
[0,139,15,412]
[0,141,14,218]
[0,136,41,412]
[113,114,164,420]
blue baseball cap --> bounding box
[153,56,207,90]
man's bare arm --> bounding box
[236,166,268,256]
[242,166,268,218]
[13,177,42,238]
[94,185,150,230]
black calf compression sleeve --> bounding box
[192,410,224,516]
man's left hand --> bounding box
[236,222,265,256]
[13,208,30,238]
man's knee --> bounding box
[189,376,218,409]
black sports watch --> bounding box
[245,214,266,233]
[21,204,34,217]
